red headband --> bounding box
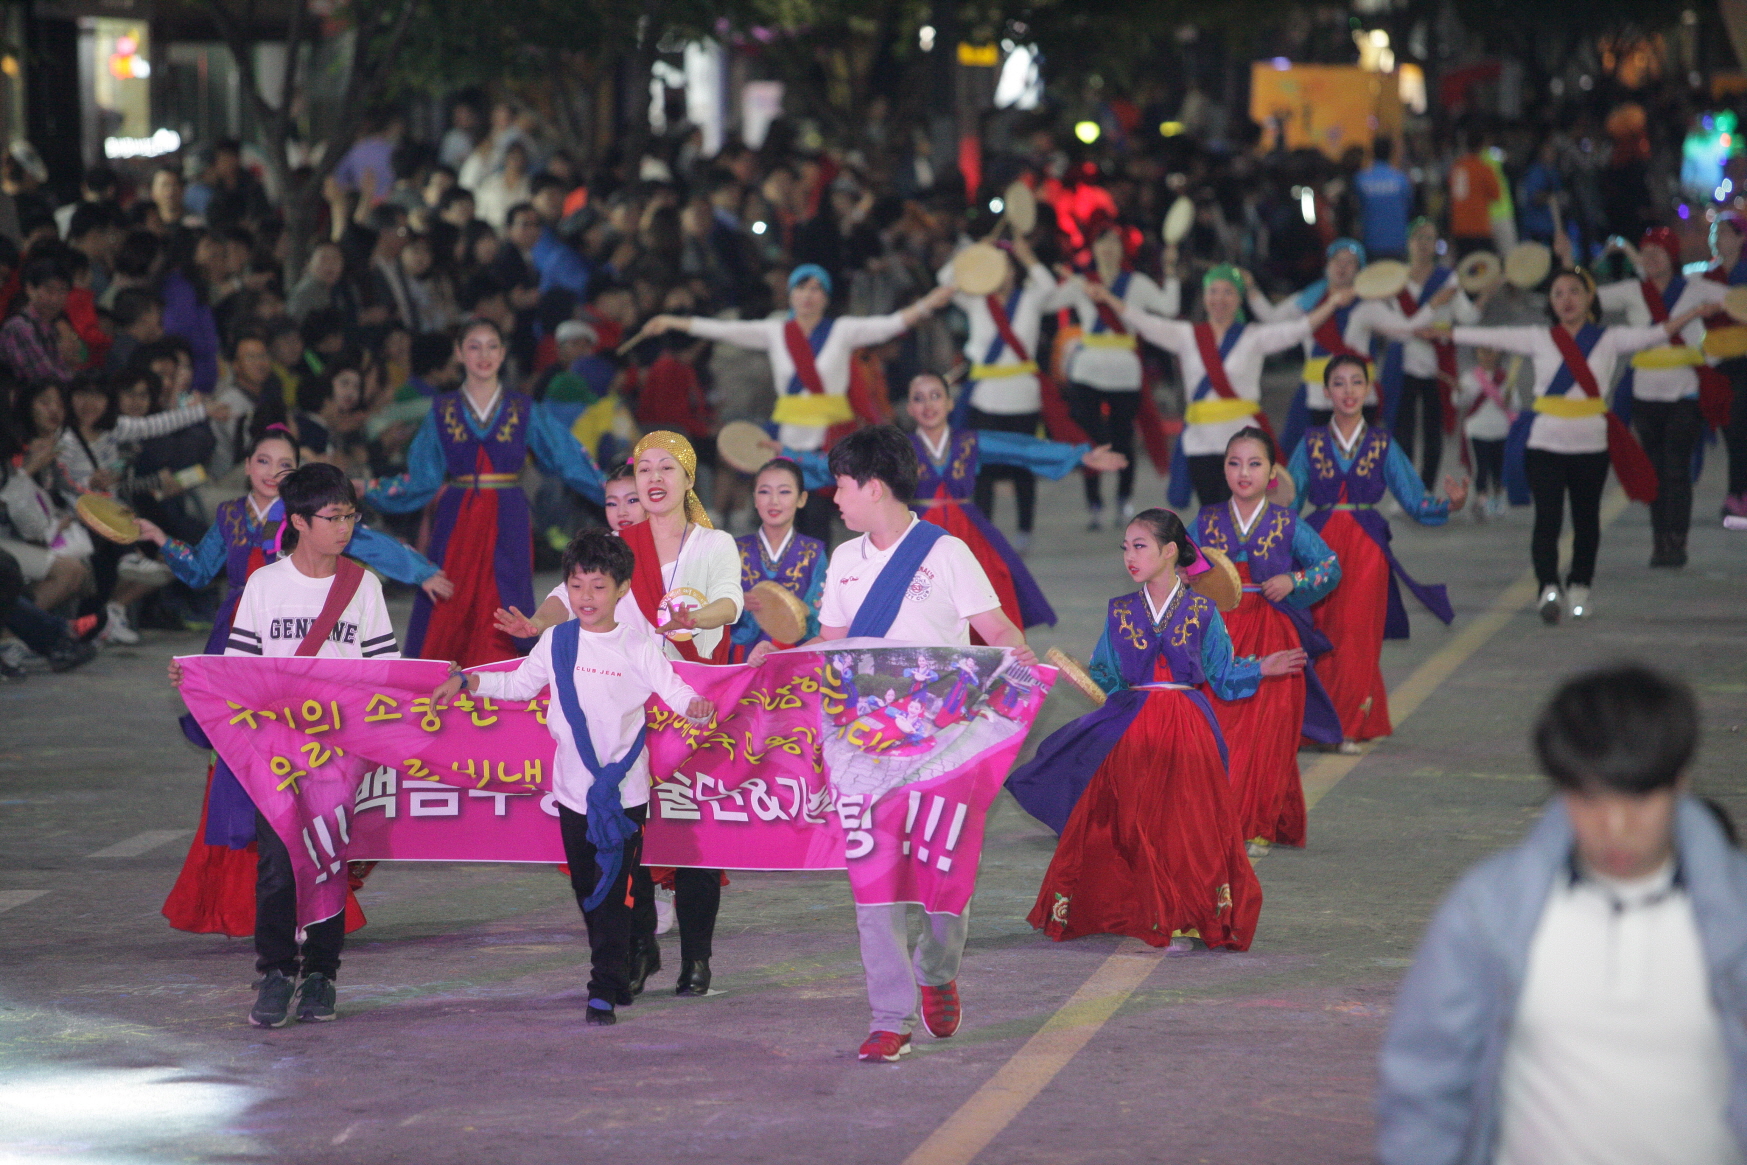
[1640,227,1680,267]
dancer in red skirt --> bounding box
[1006,509,1307,952]
[1193,427,1342,854]
[1286,355,1467,748]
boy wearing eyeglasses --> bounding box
[171,463,398,1027]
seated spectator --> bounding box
[103,287,165,376]
[1,256,75,385]
[0,543,97,676]
[2,383,92,614]
[287,241,345,322]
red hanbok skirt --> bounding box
[1027,687,1262,950]
[1211,563,1308,847]
[922,502,1024,632]
[1310,511,1392,741]
[162,765,368,937]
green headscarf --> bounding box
[1203,264,1247,323]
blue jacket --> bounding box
[1377,796,1747,1164]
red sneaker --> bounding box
[857,1030,912,1062]
[920,980,961,1038]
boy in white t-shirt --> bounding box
[169,463,396,1028]
[433,528,713,1027]
[751,425,1036,1063]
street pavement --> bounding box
[2,428,1743,1165]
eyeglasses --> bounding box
[313,510,361,525]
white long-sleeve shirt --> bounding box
[940,259,1078,415]
[1455,365,1515,441]
[56,404,210,490]
[1248,290,1425,407]
[472,622,699,814]
[1449,324,1668,453]
[1122,313,1311,455]
[1061,272,1180,390]
[1596,277,1728,402]
[1395,271,1482,378]
[545,524,743,661]
[688,312,910,450]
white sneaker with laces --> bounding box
[117,551,172,586]
[1119,500,1137,521]
[101,602,140,645]
[1567,584,1592,620]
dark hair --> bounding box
[113,229,161,280]
[14,381,67,436]
[411,331,453,379]
[111,287,161,330]
[67,201,122,242]
[1322,352,1370,387]
[1533,664,1698,795]
[530,174,567,198]
[227,325,269,362]
[1224,425,1278,465]
[504,202,539,229]
[1549,267,1602,323]
[562,526,635,586]
[1127,507,1198,567]
[298,360,359,413]
[246,422,301,464]
[1372,137,1394,163]
[826,424,917,503]
[21,255,68,288]
[456,314,506,346]
[605,461,637,485]
[82,163,118,194]
[67,373,115,432]
[279,462,355,536]
[437,186,474,213]
[756,457,808,493]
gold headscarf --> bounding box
[632,430,713,528]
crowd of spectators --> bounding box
[0,76,1709,681]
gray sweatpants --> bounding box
[855,902,969,1034]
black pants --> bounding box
[1722,357,1747,496]
[1634,398,1702,538]
[632,863,718,965]
[558,803,646,1004]
[1471,437,1506,495]
[1068,383,1139,508]
[1523,449,1610,588]
[1393,373,1444,488]
[1186,453,1232,507]
[968,407,1040,533]
[256,811,344,980]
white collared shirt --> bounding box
[1495,859,1742,1165]
[818,515,999,643]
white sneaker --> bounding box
[1119,500,1137,521]
[117,551,172,586]
[1086,508,1103,532]
[1567,585,1592,620]
[100,602,140,645]
[1489,495,1507,517]
[1538,585,1563,625]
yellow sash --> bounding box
[1532,395,1608,418]
[1629,346,1705,370]
[1185,398,1262,426]
[1079,333,1138,351]
[772,393,855,427]
[1301,356,1331,386]
[969,360,1040,380]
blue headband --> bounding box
[788,264,832,295]
[1328,238,1366,264]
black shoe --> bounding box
[47,638,97,673]
[295,972,337,1022]
[585,1002,617,1026]
[250,969,296,1028]
[627,939,659,998]
[1667,532,1688,567]
[675,958,712,996]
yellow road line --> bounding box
[901,939,1161,1165]
[909,489,1633,1165]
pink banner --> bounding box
[178,643,1054,927]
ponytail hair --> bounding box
[1127,507,1198,567]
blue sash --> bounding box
[1089,272,1131,333]
[1503,324,1603,506]
[846,521,949,639]
[1613,279,1686,426]
[549,620,647,912]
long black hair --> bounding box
[1127,507,1198,567]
